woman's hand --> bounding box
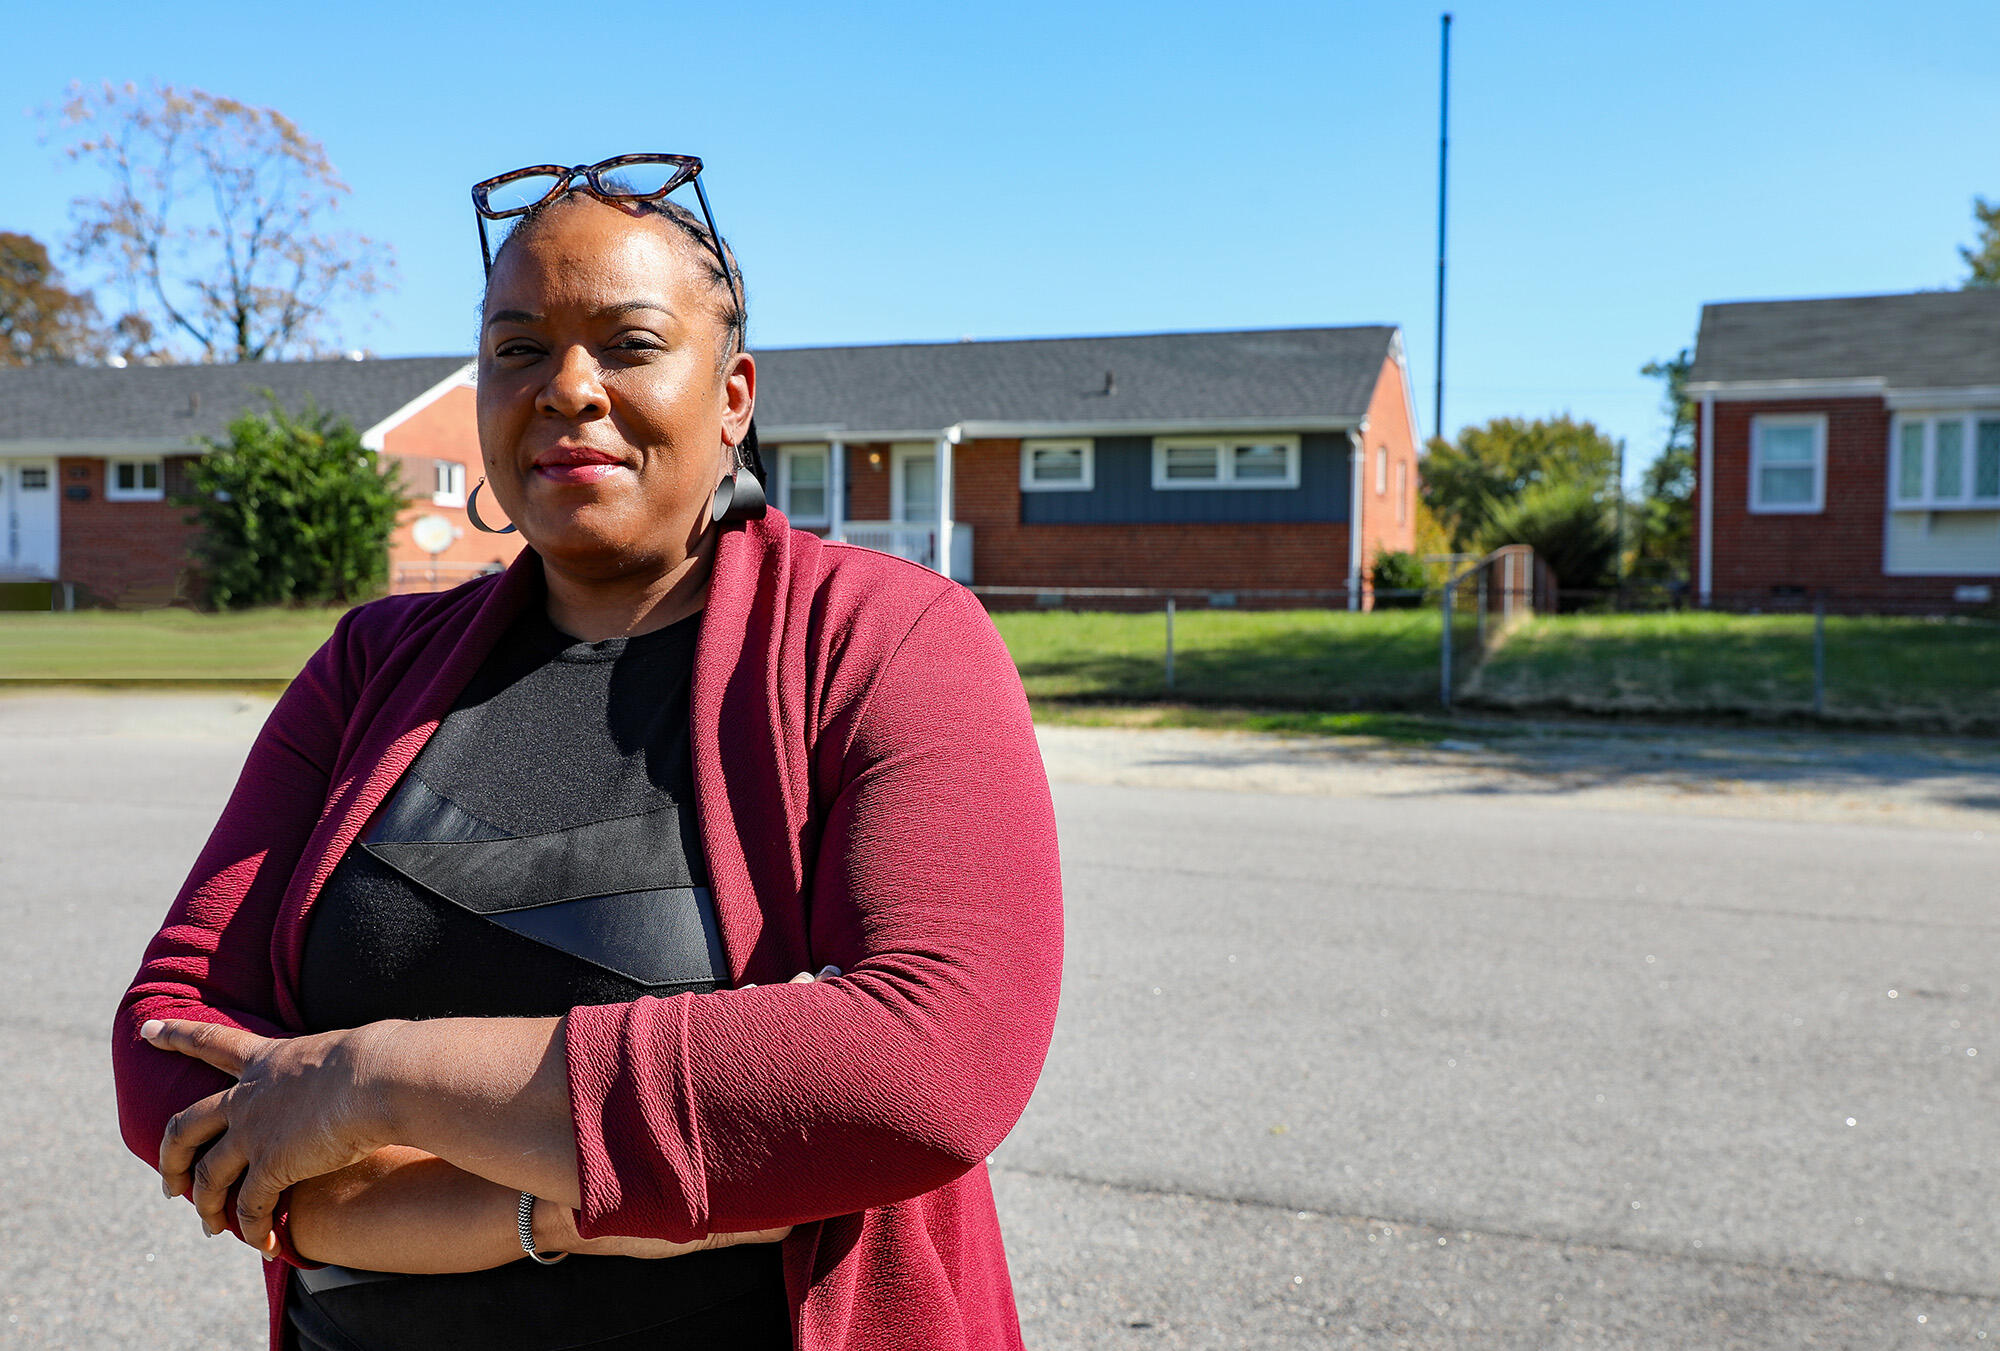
[144,1018,399,1256]
[147,970,836,1259]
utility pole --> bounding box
[1434,12,1452,444]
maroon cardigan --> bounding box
[110,514,1065,1350]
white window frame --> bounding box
[106,457,166,502]
[1890,411,2000,511]
[1150,434,1302,491]
[1747,414,1826,514]
[775,443,832,526]
[1020,438,1095,492]
[1375,447,1387,495]
[432,459,467,508]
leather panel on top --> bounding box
[361,803,701,913]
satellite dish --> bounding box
[411,514,456,556]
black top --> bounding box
[288,604,790,1351]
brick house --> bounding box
[752,325,1421,604]
[2,325,1418,607]
[1686,290,2000,607]
[0,357,518,605]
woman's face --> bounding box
[475,196,754,580]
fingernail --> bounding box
[202,1221,217,1237]
[818,965,842,979]
[140,1020,164,1040]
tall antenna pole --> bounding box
[1434,12,1452,444]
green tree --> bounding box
[0,231,101,364]
[181,398,405,608]
[48,82,392,362]
[1478,477,1620,592]
[1632,349,1695,583]
[1420,414,1622,551]
[1964,196,2000,288]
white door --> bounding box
[2,460,59,579]
[889,444,937,566]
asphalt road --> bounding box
[1,695,1994,1348]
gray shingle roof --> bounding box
[749,326,1399,433]
[0,356,471,443]
[1689,291,2000,389]
[0,327,1398,446]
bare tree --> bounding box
[49,82,393,362]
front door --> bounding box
[1,459,59,579]
[889,444,937,566]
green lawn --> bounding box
[0,604,1447,708]
[5,603,1995,736]
[991,607,1445,710]
[1472,611,2000,731]
[0,608,343,681]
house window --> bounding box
[776,444,831,525]
[432,460,467,508]
[19,467,49,491]
[1151,435,1301,490]
[1375,447,1387,495]
[1232,443,1289,482]
[1748,415,1825,513]
[1020,439,1094,492]
[106,458,165,501]
[1396,461,1408,524]
[1892,413,2000,509]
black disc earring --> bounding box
[466,478,517,534]
[710,464,767,526]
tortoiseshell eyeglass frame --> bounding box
[470,153,742,316]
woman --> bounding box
[110,157,1064,1351]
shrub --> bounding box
[1371,548,1430,608]
[180,397,406,609]
[1477,477,1619,593]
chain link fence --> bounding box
[1463,586,2000,732]
[974,585,1445,711]
[973,556,1997,733]
[1439,546,1556,711]
[391,561,507,594]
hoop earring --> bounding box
[466,478,517,534]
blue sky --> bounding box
[6,0,1997,485]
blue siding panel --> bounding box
[1020,433,1352,524]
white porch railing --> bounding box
[833,521,973,583]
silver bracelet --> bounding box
[517,1191,567,1265]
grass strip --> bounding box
[1471,612,2000,731]
[991,607,1443,709]
[0,608,344,680]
